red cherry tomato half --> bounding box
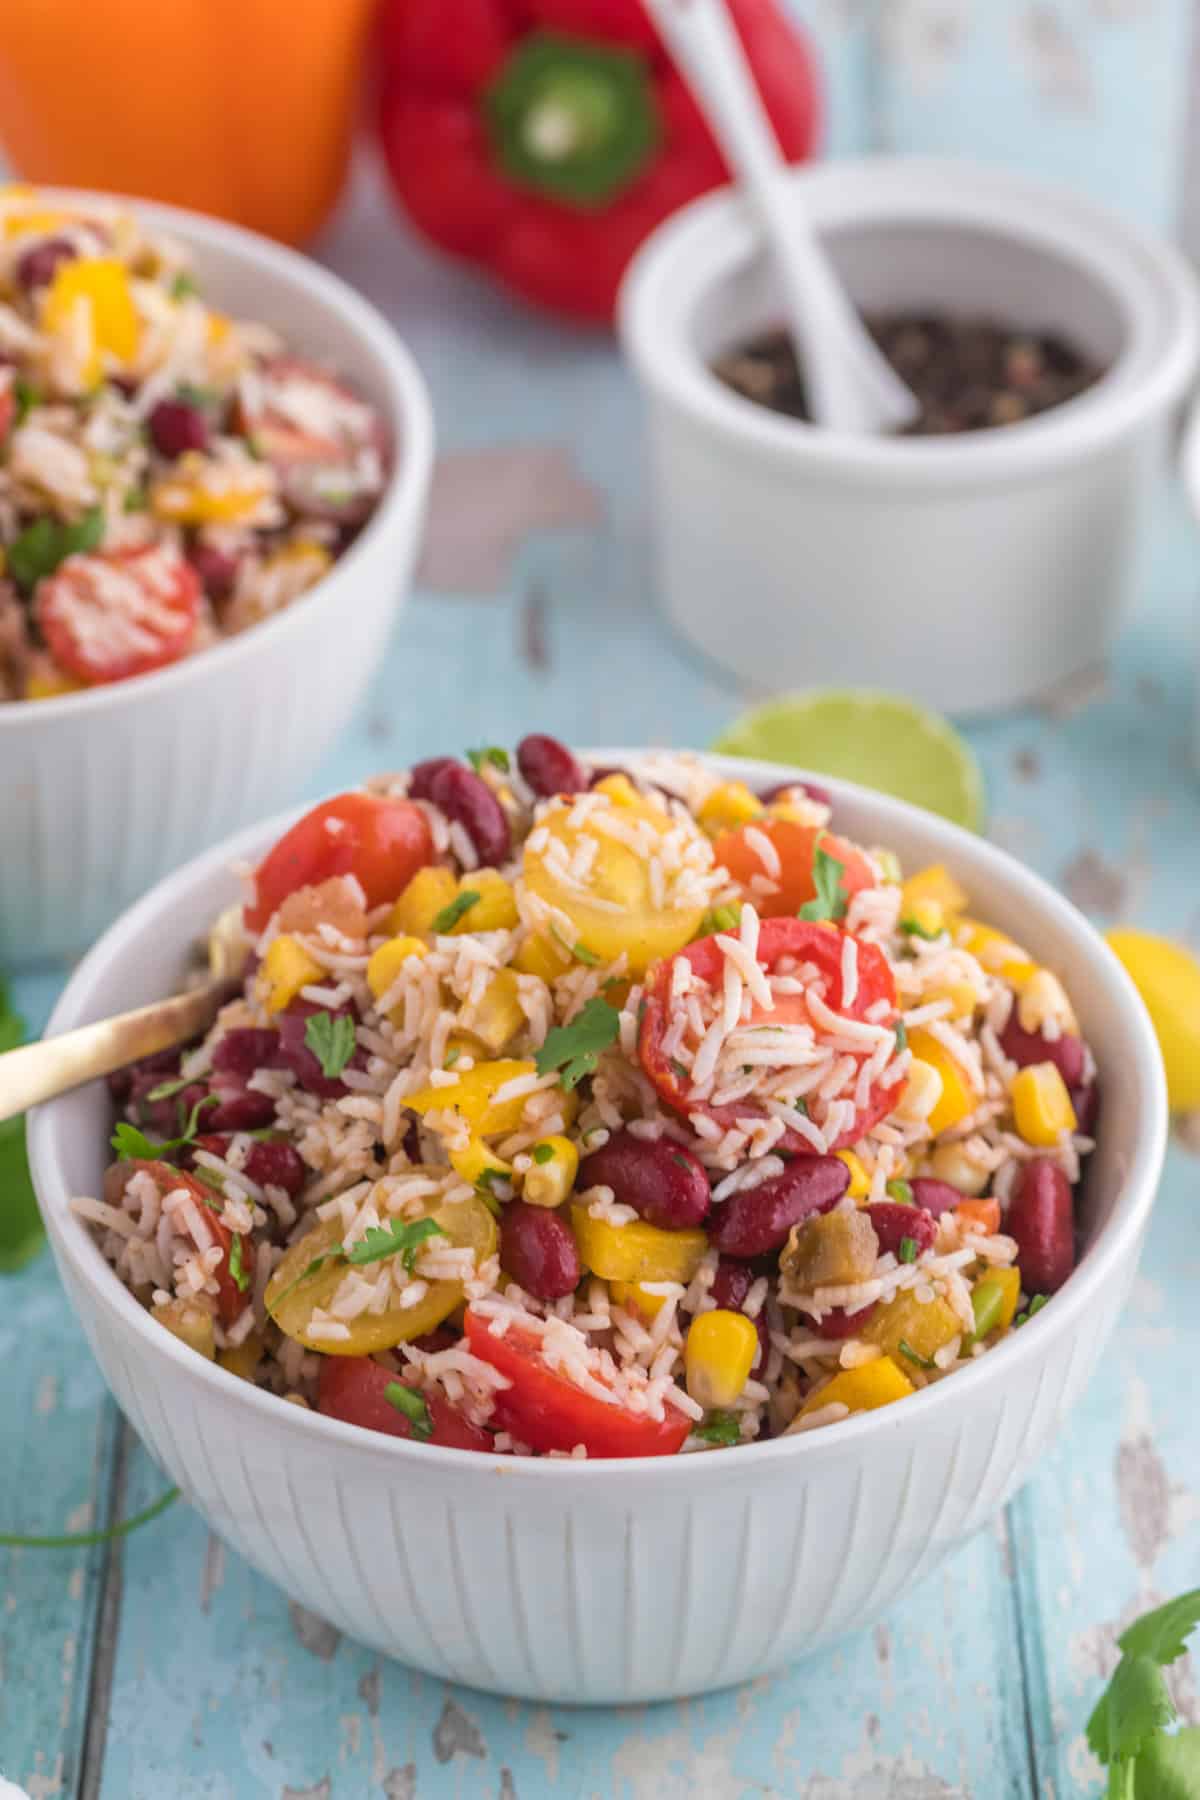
[638,917,902,1152]
[37,545,200,686]
[317,1356,492,1451]
[245,792,434,932]
[464,1309,691,1458]
[714,820,874,920]
[137,1160,252,1328]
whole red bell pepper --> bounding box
[375,0,821,323]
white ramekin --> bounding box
[0,192,433,966]
[28,753,1166,1703]
[619,157,1200,716]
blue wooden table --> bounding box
[4,162,1200,1798]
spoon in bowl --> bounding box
[0,907,248,1126]
[642,0,919,435]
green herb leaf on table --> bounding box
[0,1485,180,1549]
[432,890,481,934]
[383,1382,433,1441]
[304,1011,357,1079]
[1085,1588,1200,1798]
[693,1413,741,1447]
[0,978,44,1274]
[8,504,104,592]
[798,836,848,924]
[1131,1729,1200,1797]
[535,996,622,1091]
[466,746,510,774]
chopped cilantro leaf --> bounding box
[466,746,510,774]
[535,996,622,1092]
[111,1093,218,1160]
[383,1382,433,1441]
[898,1338,935,1370]
[901,916,942,941]
[693,1413,741,1447]
[304,1011,356,1079]
[9,505,104,592]
[229,1233,249,1293]
[432,890,480,933]
[670,1152,693,1173]
[122,485,148,513]
[346,1217,446,1275]
[572,941,602,967]
[798,835,847,924]
[444,1045,461,1068]
[670,1058,688,1081]
[532,1142,555,1165]
[1014,1293,1050,1328]
[894,1019,908,1055]
[170,272,200,300]
[898,1236,918,1264]
[145,1074,198,1104]
[13,376,40,425]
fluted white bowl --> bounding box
[0,191,433,965]
[28,755,1166,1703]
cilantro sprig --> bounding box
[1086,1590,1200,1796]
[111,1093,219,1161]
[8,504,104,592]
[534,996,621,1091]
[693,1413,741,1447]
[304,1011,357,1080]
[798,835,848,924]
[0,978,42,1273]
[466,746,510,774]
[269,1216,446,1311]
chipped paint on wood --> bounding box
[288,1602,341,1663]
[433,1696,487,1764]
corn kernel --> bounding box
[906,1029,979,1134]
[390,865,457,938]
[407,1059,539,1136]
[1011,1062,1077,1146]
[460,968,524,1053]
[592,773,640,807]
[571,1205,707,1285]
[894,1058,943,1125]
[927,1140,990,1197]
[1017,967,1078,1038]
[835,1148,870,1200]
[926,982,980,1021]
[958,920,1037,987]
[609,1279,666,1322]
[450,869,518,934]
[794,1356,914,1422]
[259,935,324,1014]
[697,780,764,835]
[41,256,139,383]
[514,931,572,983]
[449,1134,513,1189]
[685,1309,759,1408]
[366,935,427,1002]
[523,1135,578,1208]
[901,863,968,919]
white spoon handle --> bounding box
[643,0,918,434]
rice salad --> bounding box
[78,739,1098,1458]
[0,184,386,702]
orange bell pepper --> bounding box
[0,0,374,246]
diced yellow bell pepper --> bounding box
[903,897,946,938]
[926,982,980,1021]
[218,1334,264,1383]
[958,920,1037,987]
[571,1205,707,1285]
[1105,928,1200,1111]
[835,1148,870,1200]
[389,865,457,938]
[697,780,764,835]
[609,1279,666,1322]
[3,206,68,239]
[523,1135,578,1208]
[449,869,519,934]
[366,935,427,1002]
[259,935,324,1014]
[968,1267,1021,1342]
[591,773,640,807]
[1011,1062,1077,1146]
[901,864,968,920]
[41,256,139,382]
[459,967,524,1054]
[796,1356,914,1421]
[448,1134,513,1189]
[151,455,274,526]
[406,1059,539,1136]
[906,1028,979,1134]
[685,1309,759,1408]
[514,931,572,984]
[863,1290,962,1364]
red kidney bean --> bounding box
[811,1302,877,1340]
[211,1028,279,1079]
[999,1015,1086,1089]
[516,734,585,798]
[408,757,458,801]
[428,762,511,867]
[501,1200,581,1300]
[205,1084,277,1132]
[15,236,76,292]
[1071,1080,1100,1137]
[908,1178,966,1216]
[758,779,832,809]
[578,1130,711,1229]
[709,1155,850,1257]
[149,398,210,458]
[865,1202,937,1258]
[708,1257,770,1370]
[1007,1158,1074,1294]
[188,542,240,602]
[190,1133,305,1196]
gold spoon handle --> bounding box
[0,984,230,1125]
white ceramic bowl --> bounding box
[28,754,1166,1703]
[0,192,433,966]
[619,157,1200,716]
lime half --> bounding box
[713,690,985,831]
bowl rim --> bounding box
[29,750,1168,1481]
[0,186,434,727]
[618,154,1200,488]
